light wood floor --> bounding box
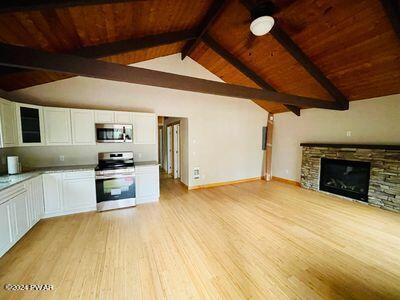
[1,178,400,299]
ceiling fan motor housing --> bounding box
[251,1,277,20]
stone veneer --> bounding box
[301,146,400,212]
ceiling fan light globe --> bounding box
[250,16,275,36]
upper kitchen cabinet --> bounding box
[15,103,45,146]
[44,107,72,145]
[70,109,95,145]
[94,110,114,124]
[95,110,133,124]
[133,113,156,144]
[0,98,18,148]
[114,111,133,124]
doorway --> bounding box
[166,122,180,179]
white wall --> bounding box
[272,94,400,182]
[7,54,267,187]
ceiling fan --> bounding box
[239,0,281,48]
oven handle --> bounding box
[96,174,135,180]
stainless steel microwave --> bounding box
[96,124,133,143]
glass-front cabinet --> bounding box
[16,103,45,146]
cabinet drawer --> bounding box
[63,170,95,180]
[0,183,27,204]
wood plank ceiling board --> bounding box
[200,0,335,114]
[0,42,185,91]
[274,0,400,100]
[0,0,213,90]
[191,41,290,113]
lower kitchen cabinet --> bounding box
[135,165,160,204]
[43,170,96,218]
[0,181,32,257]
[43,173,63,216]
[62,171,96,213]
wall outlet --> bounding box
[193,167,200,180]
[346,131,352,137]
[59,155,65,162]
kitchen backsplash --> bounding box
[0,143,157,173]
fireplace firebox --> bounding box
[319,158,371,202]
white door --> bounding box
[134,113,156,144]
[71,109,95,145]
[0,201,13,256]
[62,172,96,211]
[44,107,72,145]
[94,110,114,123]
[12,192,30,240]
[0,99,18,147]
[173,124,180,179]
[43,173,63,215]
[167,126,172,174]
[135,166,160,204]
[114,111,133,124]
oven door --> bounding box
[96,173,136,205]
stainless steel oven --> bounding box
[96,124,133,143]
[95,152,136,211]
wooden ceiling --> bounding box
[0,0,399,114]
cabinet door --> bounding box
[71,109,95,145]
[12,192,30,240]
[16,103,45,146]
[0,201,13,257]
[95,110,114,123]
[28,176,44,225]
[62,175,96,212]
[114,111,133,124]
[134,113,156,144]
[44,107,72,145]
[43,173,63,215]
[0,99,18,147]
[136,166,160,203]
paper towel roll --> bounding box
[7,156,20,175]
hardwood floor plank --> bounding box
[0,179,399,299]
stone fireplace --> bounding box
[300,144,400,212]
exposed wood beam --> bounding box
[0,43,341,110]
[181,0,228,60]
[202,34,300,116]
[380,0,400,40]
[239,0,348,110]
[270,25,348,110]
[0,0,144,14]
[0,29,197,77]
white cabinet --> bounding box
[15,103,45,146]
[43,171,96,218]
[114,111,133,124]
[134,113,156,144]
[44,107,72,145]
[26,176,44,226]
[0,183,30,257]
[13,192,30,240]
[95,110,114,123]
[95,110,133,124]
[43,173,63,216]
[62,171,96,213]
[71,109,95,145]
[135,165,160,204]
[0,200,13,257]
[0,98,18,147]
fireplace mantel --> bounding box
[300,143,400,150]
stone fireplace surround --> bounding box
[300,144,400,212]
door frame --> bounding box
[166,121,181,179]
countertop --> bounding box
[0,161,159,192]
[0,164,97,193]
